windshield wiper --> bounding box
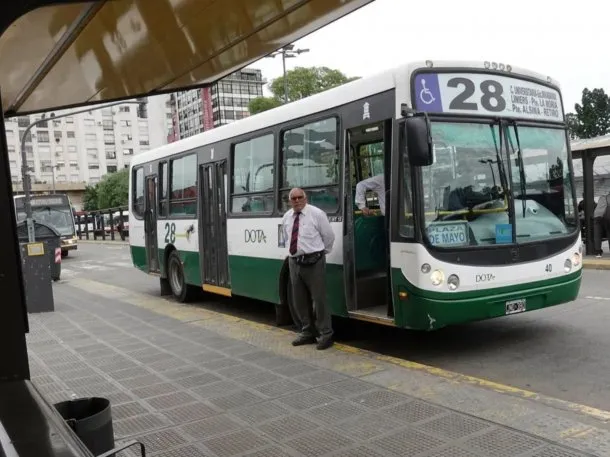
[488,125,510,198]
[507,123,527,218]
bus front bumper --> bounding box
[61,238,78,251]
[395,269,582,330]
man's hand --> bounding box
[361,207,372,216]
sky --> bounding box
[247,0,610,113]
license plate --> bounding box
[505,299,526,315]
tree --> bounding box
[248,96,282,115]
[249,66,358,115]
[567,88,610,139]
[565,113,579,140]
[82,185,98,211]
[269,66,358,102]
[96,168,129,209]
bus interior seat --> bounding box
[353,212,386,274]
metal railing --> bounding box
[75,206,129,241]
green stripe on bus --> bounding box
[227,255,347,316]
[131,245,146,271]
[131,245,581,331]
[130,245,200,286]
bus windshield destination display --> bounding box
[427,221,470,247]
[414,72,563,122]
[30,197,66,207]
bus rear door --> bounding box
[199,160,230,295]
[145,175,160,273]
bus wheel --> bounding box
[167,251,195,302]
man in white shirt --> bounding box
[355,174,385,215]
[282,187,335,350]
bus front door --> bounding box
[343,120,393,323]
[199,161,230,295]
[145,175,160,273]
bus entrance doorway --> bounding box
[343,120,393,323]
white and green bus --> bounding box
[128,60,582,331]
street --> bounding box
[61,243,610,412]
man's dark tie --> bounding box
[289,212,300,255]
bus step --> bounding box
[349,305,393,325]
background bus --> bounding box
[127,60,582,331]
[14,193,78,257]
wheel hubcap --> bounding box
[169,258,183,295]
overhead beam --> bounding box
[7,1,106,114]
[156,0,310,91]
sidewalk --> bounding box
[27,279,610,456]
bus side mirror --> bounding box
[405,114,433,167]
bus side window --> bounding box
[132,167,145,218]
[355,142,384,211]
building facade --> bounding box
[168,68,265,142]
[6,96,172,193]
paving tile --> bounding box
[27,287,596,457]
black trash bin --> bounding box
[54,397,114,456]
[16,220,62,281]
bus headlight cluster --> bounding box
[430,270,444,286]
[571,252,581,267]
[447,274,460,291]
[564,259,572,272]
[421,263,431,274]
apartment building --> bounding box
[6,96,172,190]
[168,68,265,142]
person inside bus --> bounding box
[355,174,385,215]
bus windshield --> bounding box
[15,196,76,237]
[418,121,578,248]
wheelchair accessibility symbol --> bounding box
[419,78,435,105]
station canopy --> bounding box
[0,0,373,117]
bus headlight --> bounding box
[421,263,431,274]
[447,274,460,291]
[564,259,572,272]
[571,252,581,267]
[430,270,444,286]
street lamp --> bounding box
[20,98,146,242]
[266,44,310,103]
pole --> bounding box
[20,122,38,243]
[20,98,144,243]
[282,49,288,104]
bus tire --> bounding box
[167,250,196,303]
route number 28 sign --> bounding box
[413,72,564,122]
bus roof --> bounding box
[131,59,562,167]
[0,0,374,117]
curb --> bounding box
[78,239,129,246]
[583,260,610,270]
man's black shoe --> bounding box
[292,335,316,346]
[316,338,333,350]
